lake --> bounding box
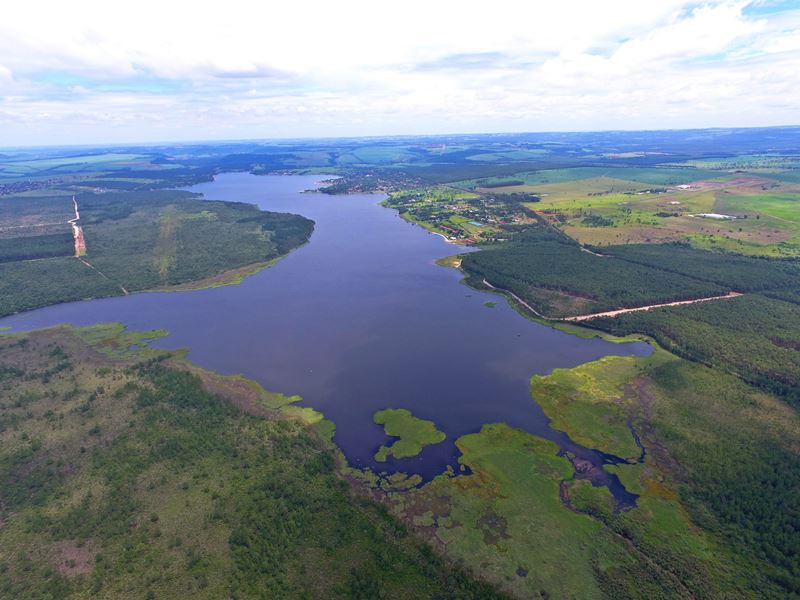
[0,173,651,504]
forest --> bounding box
[600,242,800,293]
[589,294,800,406]
[0,327,506,599]
[460,226,727,317]
[0,232,74,262]
[0,190,314,318]
[645,360,800,594]
[0,258,122,317]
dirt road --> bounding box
[563,292,742,322]
[68,196,86,257]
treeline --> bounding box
[0,232,73,263]
[77,179,150,191]
[582,214,614,227]
[600,242,800,293]
[488,192,540,203]
[83,167,216,190]
[478,179,524,188]
[0,194,72,224]
[461,226,726,317]
[79,189,194,224]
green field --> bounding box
[0,153,170,183]
[455,166,724,190]
[449,165,800,255]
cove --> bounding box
[0,174,651,505]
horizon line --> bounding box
[3,123,799,152]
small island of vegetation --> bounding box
[373,408,446,462]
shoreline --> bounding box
[435,253,650,345]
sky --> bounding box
[1,0,799,146]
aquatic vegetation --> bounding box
[373,408,446,462]
[0,327,506,599]
[388,422,734,598]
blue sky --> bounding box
[1,0,799,146]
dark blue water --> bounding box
[0,174,651,504]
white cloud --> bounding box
[0,0,798,144]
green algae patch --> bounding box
[531,356,643,459]
[373,408,445,462]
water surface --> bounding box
[0,174,651,502]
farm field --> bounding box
[450,166,800,256]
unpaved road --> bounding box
[68,196,86,257]
[481,276,741,322]
[563,292,742,322]
[69,196,128,295]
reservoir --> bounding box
[0,174,651,502]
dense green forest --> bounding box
[645,361,800,594]
[0,194,73,226]
[0,232,74,262]
[0,258,122,316]
[589,294,800,405]
[0,190,314,318]
[461,227,726,317]
[0,327,506,599]
[79,190,313,291]
[600,242,800,292]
